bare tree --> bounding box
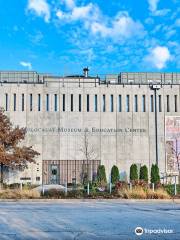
[166,139,180,183]
[80,130,98,184]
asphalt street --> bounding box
[0,200,179,240]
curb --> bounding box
[0,198,179,203]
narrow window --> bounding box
[150,95,154,112]
[79,94,81,112]
[94,94,98,112]
[38,94,41,111]
[46,94,49,111]
[142,95,146,112]
[126,95,130,112]
[175,95,177,112]
[30,94,33,111]
[167,95,170,112]
[118,95,122,112]
[103,95,106,112]
[134,95,138,112]
[87,94,89,112]
[5,93,8,111]
[54,94,57,112]
[63,94,65,111]
[22,94,24,112]
[71,94,73,112]
[110,95,114,112]
[158,95,162,112]
[13,94,16,111]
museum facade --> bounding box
[0,69,180,184]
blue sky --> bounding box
[0,0,179,75]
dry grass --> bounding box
[117,187,170,199]
[130,187,147,199]
[0,189,40,199]
[146,188,170,199]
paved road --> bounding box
[0,200,179,240]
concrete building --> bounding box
[0,70,180,185]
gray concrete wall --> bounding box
[0,74,179,184]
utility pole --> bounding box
[150,84,161,166]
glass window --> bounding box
[94,94,98,112]
[126,95,130,112]
[87,94,89,112]
[110,95,114,112]
[13,94,16,111]
[30,94,33,111]
[38,94,41,111]
[46,94,49,111]
[167,95,170,112]
[118,95,122,112]
[79,94,81,112]
[103,95,106,112]
[175,95,177,112]
[63,94,65,112]
[134,95,138,112]
[150,95,154,112]
[22,94,24,112]
[142,95,146,112]
[54,94,57,112]
[71,94,73,112]
[5,93,8,111]
[158,95,162,112]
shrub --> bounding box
[87,191,114,199]
[115,181,128,191]
[116,186,170,199]
[134,179,149,189]
[67,190,84,198]
[0,189,40,199]
[96,165,107,187]
[42,189,65,198]
[111,165,120,184]
[151,164,160,184]
[146,188,170,199]
[130,187,147,199]
[164,184,180,196]
[139,165,148,182]
[130,164,138,181]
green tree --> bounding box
[111,165,119,184]
[151,164,160,184]
[130,164,138,181]
[97,165,107,186]
[139,165,148,182]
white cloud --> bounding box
[27,0,50,22]
[148,0,159,12]
[56,3,145,41]
[175,18,180,27]
[90,12,145,40]
[148,0,170,16]
[64,0,75,10]
[71,4,94,20]
[56,3,98,22]
[153,9,170,16]
[145,46,171,69]
[20,61,32,70]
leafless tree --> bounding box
[166,139,180,183]
[80,130,98,184]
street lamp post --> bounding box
[150,84,161,167]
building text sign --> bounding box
[26,127,146,135]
